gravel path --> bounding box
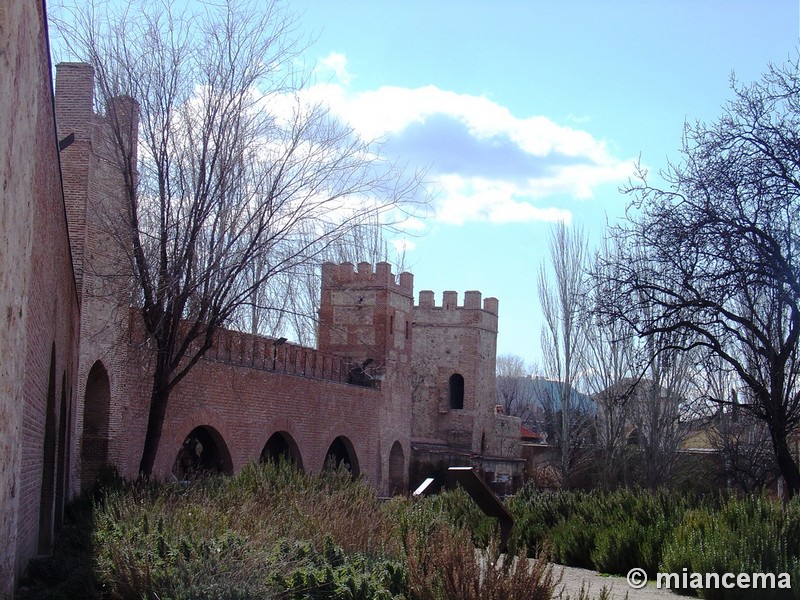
[554,564,681,600]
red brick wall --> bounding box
[0,1,81,593]
[53,59,517,512]
[114,308,408,493]
[55,62,139,493]
[53,63,416,495]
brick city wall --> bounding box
[119,335,389,485]
[76,309,407,494]
[0,1,81,593]
[1,8,523,592]
[52,64,419,497]
[55,62,140,494]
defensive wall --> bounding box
[52,56,521,499]
[110,310,409,494]
[0,15,523,591]
[0,1,81,593]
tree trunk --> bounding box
[769,422,800,499]
[138,368,171,478]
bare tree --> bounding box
[232,214,407,345]
[537,221,592,485]
[711,398,781,493]
[694,352,780,492]
[54,0,424,476]
[584,240,638,488]
[495,354,535,421]
[628,331,696,488]
[604,58,800,496]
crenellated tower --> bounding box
[410,289,522,489]
[411,290,499,450]
[318,261,415,494]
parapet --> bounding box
[321,261,413,296]
[416,290,498,315]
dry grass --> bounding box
[405,524,561,600]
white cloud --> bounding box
[316,52,353,85]
[435,176,573,226]
[391,237,416,253]
[299,54,635,226]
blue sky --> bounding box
[291,1,799,369]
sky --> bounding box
[50,0,800,369]
[289,1,799,369]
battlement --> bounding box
[321,262,413,296]
[126,309,378,387]
[416,290,499,315]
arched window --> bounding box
[449,373,465,410]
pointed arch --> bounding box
[388,441,405,494]
[54,371,69,530]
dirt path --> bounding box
[554,564,682,599]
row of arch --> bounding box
[172,427,364,479]
[80,360,407,493]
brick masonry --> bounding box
[0,1,81,594]
[0,9,523,591]
[52,62,521,499]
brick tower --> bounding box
[318,262,415,494]
[409,289,522,489]
[55,63,139,492]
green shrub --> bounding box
[507,485,582,556]
[548,514,597,569]
[660,496,800,600]
[89,462,561,599]
[91,462,401,599]
[509,486,694,575]
[268,537,407,599]
[587,488,692,576]
[392,487,497,549]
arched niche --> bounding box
[260,431,304,470]
[80,360,110,491]
[388,440,405,494]
[38,344,57,554]
[172,425,233,480]
[324,435,360,477]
